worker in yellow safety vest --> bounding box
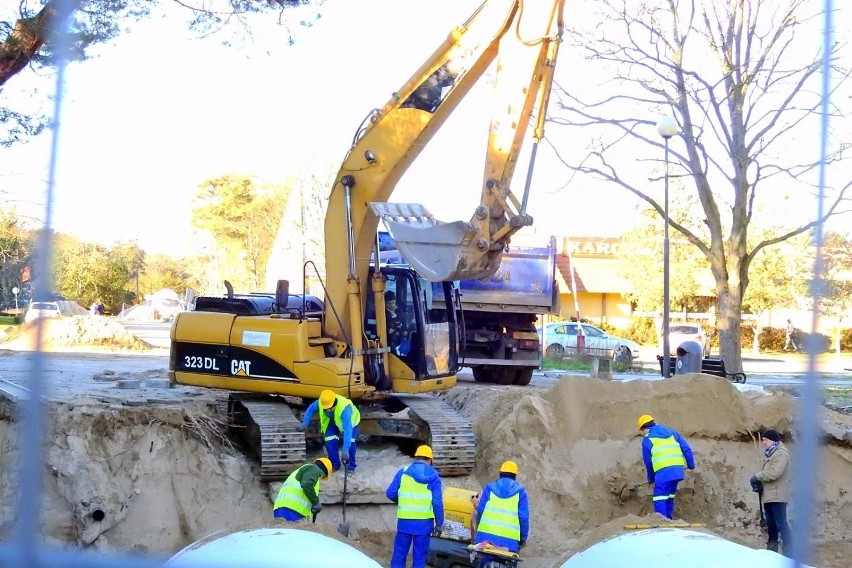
[298,389,361,471]
[272,457,332,522]
[638,414,696,519]
[385,445,444,568]
[473,460,530,556]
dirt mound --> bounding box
[441,373,852,566]
[2,367,851,567]
[0,316,153,351]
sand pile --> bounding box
[0,400,270,551]
[2,370,851,567]
[443,373,852,565]
[0,316,153,351]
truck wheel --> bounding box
[472,368,490,383]
[472,367,515,385]
[514,369,533,386]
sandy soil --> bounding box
[2,319,851,567]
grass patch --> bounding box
[0,315,19,326]
[542,357,591,372]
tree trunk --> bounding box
[717,286,744,372]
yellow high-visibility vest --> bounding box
[476,493,521,540]
[396,468,434,520]
[650,435,686,471]
[273,465,319,518]
[319,395,362,441]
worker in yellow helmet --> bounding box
[385,445,444,568]
[298,389,361,471]
[473,460,530,557]
[272,457,332,522]
[637,414,695,519]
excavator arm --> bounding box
[324,0,565,343]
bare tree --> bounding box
[0,0,324,144]
[547,0,851,370]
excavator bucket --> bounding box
[369,203,501,282]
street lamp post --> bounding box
[656,116,679,378]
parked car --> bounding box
[539,322,640,361]
[24,301,63,323]
[664,323,711,357]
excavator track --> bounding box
[228,394,305,481]
[395,395,475,476]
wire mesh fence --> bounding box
[0,1,839,567]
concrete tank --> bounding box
[165,527,382,568]
[560,529,808,568]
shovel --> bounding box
[758,492,766,529]
[337,464,350,537]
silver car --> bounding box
[540,322,640,361]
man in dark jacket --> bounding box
[474,460,530,558]
[638,414,696,519]
[751,429,793,555]
[272,457,331,522]
[386,445,444,568]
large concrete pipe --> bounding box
[561,529,809,568]
[165,528,382,568]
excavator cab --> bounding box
[363,265,461,388]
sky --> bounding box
[1,0,850,257]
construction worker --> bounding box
[637,414,695,519]
[272,457,332,522]
[299,389,360,471]
[473,460,530,559]
[385,445,444,568]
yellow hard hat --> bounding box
[637,414,654,430]
[415,445,433,460]
[500,460,519,475]
[315,457,332,479]
[319,390,336,409]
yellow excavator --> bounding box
[169,0,565,480]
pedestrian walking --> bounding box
[272,457,332,522]
[386,445,444,568]
[750,429,792,556]
[473,460,530,560]
[299,389,360,471]
[637,414,696,519]
[784,319,799,352]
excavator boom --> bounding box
[324,0,565,341]
[171,0,567,481]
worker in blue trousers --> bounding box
[272,457,332,521]
[386,445,444,568]
[299,389,360,471]
[637,414,695,519]
[473,460,530,565]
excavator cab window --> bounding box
[365,267,458,379]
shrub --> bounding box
[840,329,852,351]
[623,316,657,345]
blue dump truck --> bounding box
[380,233,559,386]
